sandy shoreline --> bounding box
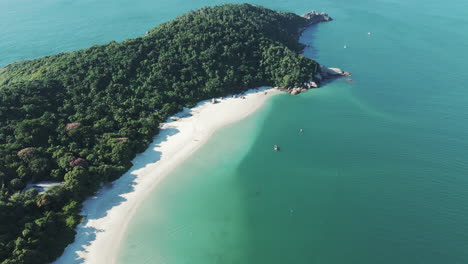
[53,87,280,264]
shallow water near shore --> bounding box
[3,0,468,263]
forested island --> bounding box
[0,4,330,263]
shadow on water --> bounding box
[54,125,181,263]
[300,25,320,58]
[232,94,327,263]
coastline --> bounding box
[53,87,281,264]
[0,62,14,70]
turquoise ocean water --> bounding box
[3,0,468,263]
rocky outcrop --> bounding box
[286,65,351,95]
[303,80,318,89]
[320,65,351,79]
[70,158,89,168]
[301,11,333,25]
[323,67,343,76]
[288,88,308,95]
[66,122,81,130]
[284,11,346,96]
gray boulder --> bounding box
[301,11,333,24]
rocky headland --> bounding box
[286,66,351,95]
[285,11,349,95]
[301,10,333,24]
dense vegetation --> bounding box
[0,4,319,263]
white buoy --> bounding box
[344,45,347,48]
[368,32,371,35]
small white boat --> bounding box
[368,32,371,35]
[274,145,279,151]
[344,45,347,48]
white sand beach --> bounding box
[53,87,280,264]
